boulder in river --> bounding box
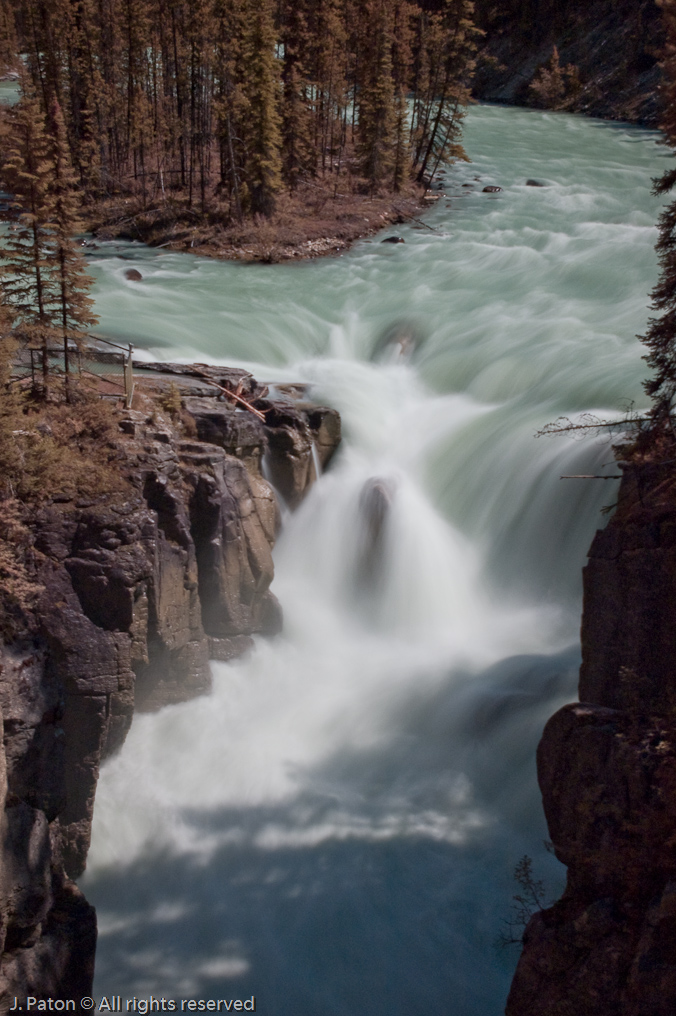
[526,179,546,187]
[372,320,424,362]
[357,478,395,590]
[124,268,143,281]
[360,478,392,544]
[381,236,405,244]
[483,185,503,193]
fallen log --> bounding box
[194,371,267,421]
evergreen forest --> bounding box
[0,0,479,226]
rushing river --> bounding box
[80,104,666,1015]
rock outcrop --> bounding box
[0,368,341,1007]
[507,461,676,1015]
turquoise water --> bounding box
[81,105,666,1014]
[0,78,19,105]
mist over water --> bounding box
[81,106,665,1014]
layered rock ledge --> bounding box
[507,461,676,1016]
[0,368,340,1007]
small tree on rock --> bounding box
[529,46,579,109]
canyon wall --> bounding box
[507,460,676,1015]
[0,370,340,1009]
[471,0,664,125]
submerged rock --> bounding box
[526,179,546,187]
[356,478,394,590]
[372,321,424,362]
[381,236,405,244]
[124,268,143,281]
[483,185,503,193]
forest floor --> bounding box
[85,176,433,262]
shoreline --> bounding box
[81,100,659,269]
[84,181,435,264]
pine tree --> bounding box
[185,0,216,211]
[410,0,479,184]
[46,98,98,400]
[8,0,477,226]
[0,289,16,396]
[0,294,22,496]
[306,0,349,177]
[1,88,56,393]
[391,0,415,191]
[1,89,98,401]
[0,0,17,75]
[528,46,579,110]
[356,0,397,192]
[120,0,153,202]
[213,0,249,219]
[642,0,676,423]
[243,0,283,216]
[21,0,72,114]
[279,0,315,188]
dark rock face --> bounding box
[301,405,342,473]
[0,696,96,1006]
[185,453,278,640]
[0,381,341,1005]
[254,400,341,510]
[507,462,676,1015]
[472,0,663,125]
[182,399,266,475]
[579,463,676,715]
[182,394,341,511]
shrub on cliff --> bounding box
[0,398,129,502]
[642,0,676,429]
[528,47,580,109]
[0,341,128,503]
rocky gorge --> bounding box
[507,457,676,1015]
[0,369,340,1008]
[0,100,665,1013]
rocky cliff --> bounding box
[507,460,676,1015]
[472,0,664,125]
[0,367,340,1008]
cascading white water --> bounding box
[80,105,666,1014]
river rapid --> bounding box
[80,104,667,1015]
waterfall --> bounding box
[310,440,322,483]
[81,104,665,1015]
